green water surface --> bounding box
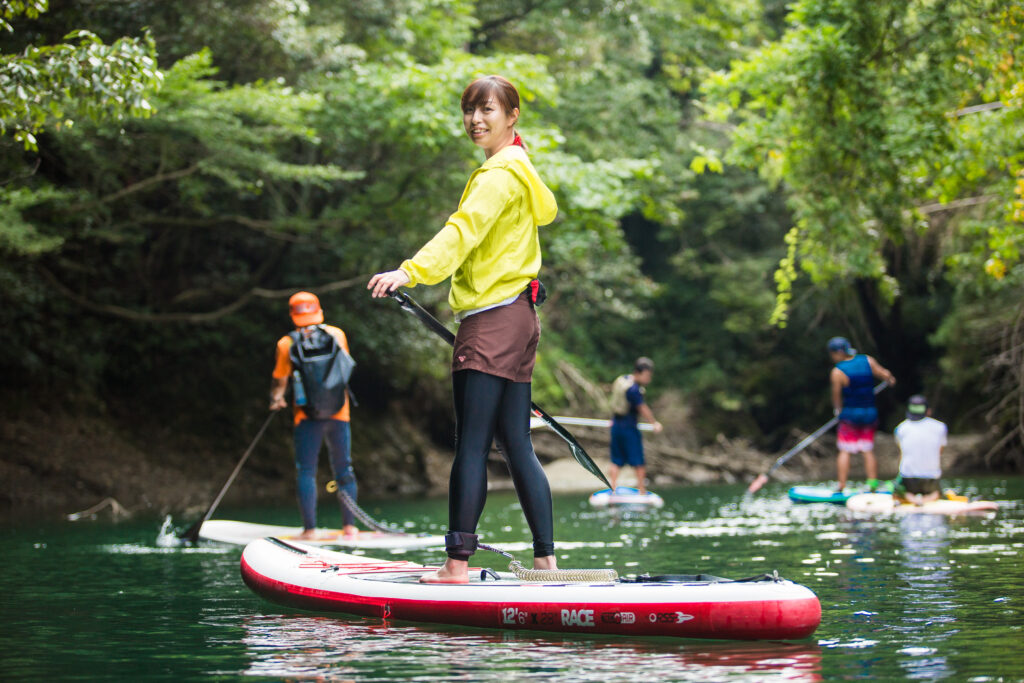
[1,477,1021,681]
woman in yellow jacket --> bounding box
[369,75,558,583]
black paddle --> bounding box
[180,410,278,543]
[389,289,611,488]
[747,381,889,494]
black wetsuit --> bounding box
[448,369,554,558]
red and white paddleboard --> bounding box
[240,537,821,640]
[846,492,998,516]
[200,520,445,550]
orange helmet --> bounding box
[289,291,323,327]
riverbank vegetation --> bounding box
[2,0,1021,511]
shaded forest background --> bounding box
[1,0,1022,513]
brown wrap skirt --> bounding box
[451,292,539,382]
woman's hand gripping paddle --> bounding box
[389,289,611,489]
[747,382,889,494]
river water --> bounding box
[2,477,1021,681]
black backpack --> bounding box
[288,325,356,419]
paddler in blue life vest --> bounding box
[827,336,896,492]
[608,357,663,495]
[270,291,359,540]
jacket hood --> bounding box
[481,145,558,226]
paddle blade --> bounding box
[569,441,612,489]
[530,404,611,488]
[180,519,202,544]
[747,473,769,494]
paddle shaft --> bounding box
[764,381,890,477]
[180,410,277,542]
[389,289,611,488]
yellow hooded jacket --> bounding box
[399,144,558,314]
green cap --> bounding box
[907,394,928,421]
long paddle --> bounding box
[180,410,278,543]
[747,381,889,494]
[389,289,611,488]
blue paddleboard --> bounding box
[787,484,891,504]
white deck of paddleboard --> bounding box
[243,538,816,605]
[588,488,664,508]
[200,520,445,549]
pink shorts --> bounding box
[837,421,876,453]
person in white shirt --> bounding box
[893,394,947,504]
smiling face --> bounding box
[460,76,521,158]
[463,96,518,156]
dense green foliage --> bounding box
[703,0,1024,462]
[1,0,1020,468]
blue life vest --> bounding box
[836,354,877,424]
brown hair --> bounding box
[461,75,520,115]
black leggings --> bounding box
[450,369,554,558]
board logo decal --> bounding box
[648,611,695,624]
[561,609,595,627]
[601,611,636,625]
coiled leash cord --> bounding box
[477,542,618,583]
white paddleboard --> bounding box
[199,520,445,549]
[846,492,998,516]
[589,487,664,508]
[529,416,655,431]
[241,537,822,640]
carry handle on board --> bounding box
[746,381,889,494]
[389,288,611,489]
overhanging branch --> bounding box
[38,265,368,323]
[917,195,999,215]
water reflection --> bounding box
[237,615,823,682]
[893,514,954,680]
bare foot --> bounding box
[342,525,359,538]
[296,528,318,540]
[419,558,469,584]
[533,555,558,571]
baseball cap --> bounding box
[906,394,928,421]
[289,291,324,327]
[826,336,856,354]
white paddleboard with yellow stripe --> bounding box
[845,492,998,516]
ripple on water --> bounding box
[100,543,234,555]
